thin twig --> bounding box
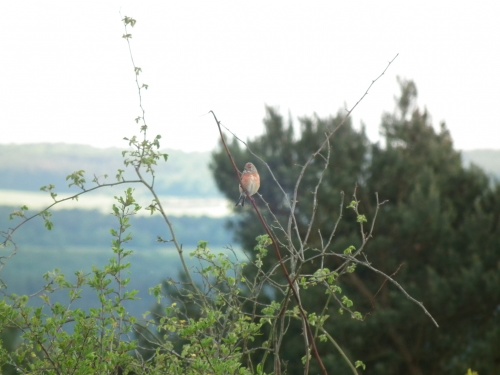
[210,54,401,374]
[1,180,140,248]
[209,110,329,375]
[341,255,439,328]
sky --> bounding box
[2,1,499,152]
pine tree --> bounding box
[210,80,500,374]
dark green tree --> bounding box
[210,80,500,374]
[347,79,500,375]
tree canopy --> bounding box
[210,79,500,374]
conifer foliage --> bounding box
[210,79,500,374]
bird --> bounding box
[235,162,260,207]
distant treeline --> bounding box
[0,206,234,249]
[0,204,240,320]
[0,143,221,197]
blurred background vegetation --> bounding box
[1,79,499,374]
[209,79,500,374]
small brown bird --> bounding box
[235,162,260,207]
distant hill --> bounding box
[1,144,499,205]
[461,149,500,179]
[0,143,221,197]
[0,145,238,315]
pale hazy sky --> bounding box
[2,1,499,152]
